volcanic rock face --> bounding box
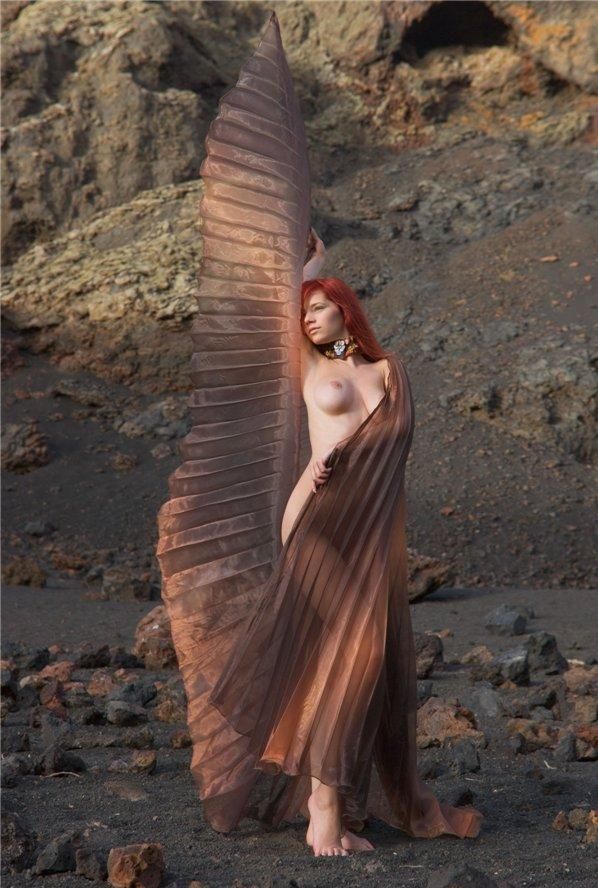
[1,1,595,263]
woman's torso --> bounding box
[279,346,389,545]
[302,348,389,458]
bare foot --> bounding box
[307,821,375,853]
[339,829,375,852]
[306,785,350,857]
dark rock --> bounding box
[64,684,94,709]
[75,847,108,881]
[40,710,73,749]
[417,679,434,702]
[415,632,444,678]
[467,683,503,718]
[109,646,143,669]
[1,755,26,787]
[33,831,82,875]
[418,752,449,780]
[101,566,155,601]
[1,729,30,755]
[69,705,106,726]
[493,646,530,685]
[34,745,86,776]
[523,632,568,676]
[541,776,573,796]
[107,679,157,708]
[121,726,154,749]
[17,683,39,709]
[25,648,51,671]
[501,683,558,718]
[24,519,55,536]
[484,604,528,635]
[552,729,577,762]
[0,811,37,873]
[0,666,18,698]
[105,700,148,726]
[74,643,111,669]
[449,738,481,774]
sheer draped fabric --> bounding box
[156,11,483,842]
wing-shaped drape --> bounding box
[156,9,311,828]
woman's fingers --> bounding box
[311,457,332,492]
[310,461,318,492]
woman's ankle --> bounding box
[309,783,340,809]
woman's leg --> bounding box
[281,472,347,854]
[306,776,348,856]
[280,463,313,547]
[281,471,375,854]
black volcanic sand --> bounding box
[1,575,596,887]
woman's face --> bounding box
[303,291,347,343]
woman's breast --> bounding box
[312,376,356,416]
[304,365,386,456]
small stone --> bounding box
[523,632,568,676]
[495,646,530,685]
[105,700,148,727]
[552,729,577,762]
[33,831,82,875]
[0,811,37,873]
[484,604,528,635]
[75,847,108,881]
[107,842,165,888]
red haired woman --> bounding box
[205,228,484,855]
[277,231,392,853]
[281,231,393,547]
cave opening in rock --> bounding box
[400,1,512,61]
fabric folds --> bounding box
[156,10,483,843]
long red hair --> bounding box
[300,277,391,362]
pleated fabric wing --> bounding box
[156,10,311,822]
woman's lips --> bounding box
[308,327,320,333]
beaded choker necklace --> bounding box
[316,336,360,360]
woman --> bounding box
[156,10,484,858]
[202,227,483,854]
[280,229,405,855]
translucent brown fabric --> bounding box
[156,11,483,841]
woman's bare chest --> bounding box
[305,363,386,419]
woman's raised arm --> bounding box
[303,227,326,281]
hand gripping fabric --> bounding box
[156,11,484,840]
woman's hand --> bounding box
[310,447,335,493]
[311,226,326,257]
[303,227,326,282]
